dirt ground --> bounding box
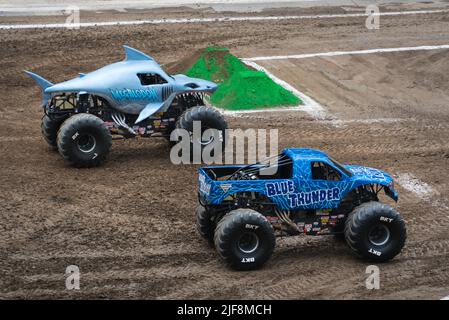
[1,2,449,299]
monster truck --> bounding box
[197,148,406,270]
[26,46,227,167]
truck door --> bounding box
[290,161,346,210]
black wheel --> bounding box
[345,201,406,262]
[173,106,227,159]
[214,208,275,271]
[41,114,66,149]
[57,113,112,168]
[196,205,215,244]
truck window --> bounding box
[311,162,341,181]
[257,154,292,179]
[277,160,293,179]
[138,73,167,85]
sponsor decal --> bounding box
[198,174,211,195]
[267,216,281,222]
[219,184,232,192]
[320,216,329,224]
[317,209,331,215]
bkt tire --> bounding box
[345,201,406,262]
[57,113,112,168]
[173,106,227,158]
[196,205,215,244]
[41,115,65,149]
[214,209,275,271]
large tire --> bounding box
[57,113,112,168]
[345,201,406,262]
[41,115,65,149]
[173,106,227,160]
[196,205,215,244]
[214,208,275,271]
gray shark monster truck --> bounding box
[26,46,227,167]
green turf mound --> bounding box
[185,46,248,84]
[185,46,302,110]
[211,71,300,110]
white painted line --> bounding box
[230,60,328,119]
[395,172,436,200]
[1,9,448,30]
[219,105,310,117]
[246,44,449,61]
[441,295,449,300]
[321,118,407,128]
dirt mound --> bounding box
[211,70,301,110]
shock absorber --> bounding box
[275,208,301,233]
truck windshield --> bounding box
[329,157,353,177]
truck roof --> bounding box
[283,148,329,162]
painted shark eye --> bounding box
[185,83,199,89]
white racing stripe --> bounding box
[246,44,449,61]
[1,9,448,30]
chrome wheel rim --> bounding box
[77,134,96,153]
[368,224,391,246]
[237,232,259,254]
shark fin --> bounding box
[24,71,53,106]
[123,45,154,61]
[135,102,164,124]
[24,71,53,90]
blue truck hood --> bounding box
[345,165,397,201]
[345,165,392,183]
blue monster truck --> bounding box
[25,46,227,167]
[197,148,406,270]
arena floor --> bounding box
[1,1,449,299]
